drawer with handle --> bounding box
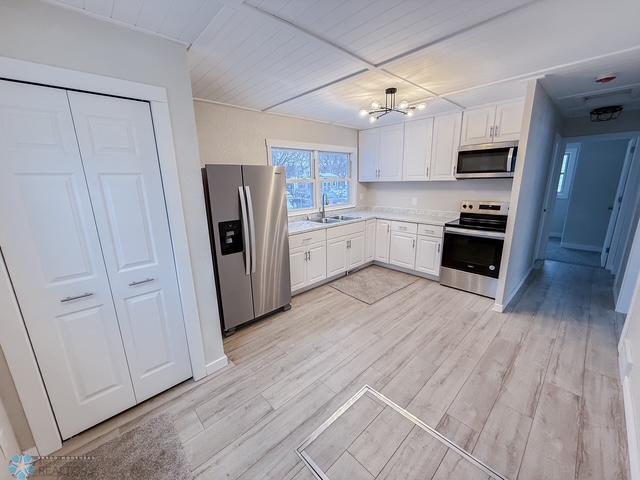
[289,229,326,249]
[391,221,418,235]
[418,224,443,238]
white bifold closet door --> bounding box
[0,80,191,439]
[67,92,191,403]
[0,80,137,439]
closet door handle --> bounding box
[129,278,155,287]
[61,292,93,303]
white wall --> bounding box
[0,0,227,446]
[361,179,513,212]
[497,80,563,308]
[194,101,357,166]
[562,139,628,250]
[619,226,640,479]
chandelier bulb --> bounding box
[417,103,426,110]
[359,109,369,117]
[407,110,414,117]
[399,100,409,109]
[369,115,377,124]
[371,101,380,109]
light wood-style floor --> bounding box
[56,260,629,480]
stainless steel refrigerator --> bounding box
[202,164,291,334]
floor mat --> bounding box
[37,414,192,480]
[545,237,601,267]
[297,386,506,480]
[329,266,419,304]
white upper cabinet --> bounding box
[359,125,403,182]
[493,100,525,142]
[460,106,495,146]
[378,124,404,181]
[403,118,433,181]
[431,112,462,181]
[460,100,524,146]
[358,128,380,181]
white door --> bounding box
[365,220,376,262]
[359,129,380,181]
[375,221,391,263]
[415,236,441,275]
[327,238,348,276]
[379,124,404,181]
[0,80,136,439]
[290,246,307,291]
[403,118,433,181]
[431,112,462,181]
[460,106,495,146]
[68,92,191,402]
[348,234,366,269]
[389,232,417,269]
[493,100,524,142]
[307,242,327,284]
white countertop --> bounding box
[288,207,459,235]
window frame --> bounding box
[557,146,578,199]
[267,139,358,216]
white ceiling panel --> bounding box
[269,70,440,128]
[385,0,640,97]
[46,0,224,44]
[445,81,528,109]
[188,4,365,110]
[247,0,534,65]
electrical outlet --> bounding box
[411,197,418,206]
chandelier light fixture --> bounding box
[360,87,426,123]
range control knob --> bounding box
[469,204,474,209]
[462,204,467,209]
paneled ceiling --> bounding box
[46,0,640,127]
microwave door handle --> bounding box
[506,147,515,172]
[238,186,251,275]
[245,186,257,274]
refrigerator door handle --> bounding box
[245,186,257,274]
[238,186,251,275]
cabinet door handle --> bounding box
[129,277,155,287]
[495,125,499,137]
[438,243,441,253]
[426,167,429,178]
[412,239,415,249]
[309,250,312,261]
[61,292,93,303]
[387,224,390,233]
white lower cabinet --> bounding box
[289,230,327,291]
[365,219,376,262]
[375,220,391,262]
[415,235,442,276]
[327,237,348,277]
[390,231,417,269]
[348,234,365,270]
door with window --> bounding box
[271,145,355,215]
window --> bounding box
[557,148,576,198]
[270,143,355,214]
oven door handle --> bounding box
[506,147,515,172]
[445,226,505,240]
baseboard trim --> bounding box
[559,241,602,253]
[621,373,639,479]
[498,263,536,313]
[205,355,229,377]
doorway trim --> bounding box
[0,56,210,455]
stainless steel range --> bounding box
[440,201,509,298]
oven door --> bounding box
[455,142,517,179]
[441,227,504,278]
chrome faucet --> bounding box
[320,193,328,218]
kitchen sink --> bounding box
[309,217,341,224]
[329,215,360,221]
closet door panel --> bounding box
[68,92,191,401]
[0,80,136,439]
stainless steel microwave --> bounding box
[455,141,517,179]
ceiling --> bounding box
[47,0,640,127]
